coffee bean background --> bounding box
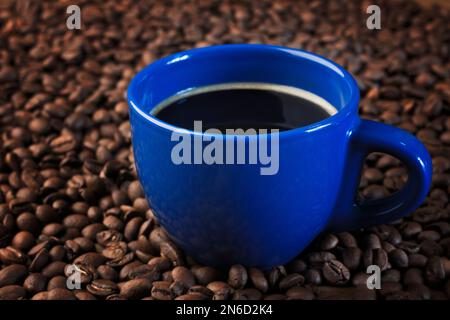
[0,0,449,300]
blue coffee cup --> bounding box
[128,44,432,269]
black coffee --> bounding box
[153,83,337,133]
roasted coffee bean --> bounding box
[404,269,425,286]
[362,234,382,249]
[228,265,248,289]
[42,261,66,278]
[0,285,27,300]
[286,287,315,300]
[42,223,65,237]
[323,260,350,285]
[74,252,106,268]
[337,232,357,248]
[379,282,403,297]
[120,261,143,280]
[47,276,68,290]
[188,285,214,299]
[129,236,152,255]
[279,273,305,290]
[191,266,222,285]
[341,247,362,271]
[352,272,370,287]
[102,242,127,260]
[87,279,119,296]
[268,266,287,288]
[50,134,76,154]
[213,288,232,300]
[11,231,35,251]
[304,269,322,285]
[128,181,144,201]
[120,278,152,300]
[151,281,174,300]
[73,237,95,252]
[160,242,184,267]
[320,234,339,251]
[363,249,389,271]
[400,221,422,239]
[107,252,134,267]
[16,212,40,234]
[128,265,160,282]
[286,259,307,274]
[97,265,118,281]
[23,273,47,293]
[0,264,28,287]
[233,288,262,300]
[172,266,195,289]
[170,281,186,296]
[124,217,144,241]
[249,268,268,293]
[0,246,27,265]
[207,281,233,294]
[103,215,124,231]
[31,292,49,300]
[29,248,50,272]
[28,240,55,257]
[74,290,97,300]
[420,240,443,257]
[47,288,76,300]
[63,214,90,229]
[398,241,421,254]
[49,246,66,262]
[307,252,336,268]
[149,228,170,250]
[389,249,409,268]
[409,254,428,268]
[425,256,450,285]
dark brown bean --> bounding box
[0,246,27,265]
[323,260,350,285]
[160,242,184,267]
[172,266,195,288]
[47,288,76,300]
[87,279,119,296]
[120,278,152,300]
[286,287,315,300]
[47,276,68,290]
[268,266,287,288]
[0,285,27,300]
[11,231,35,251]
[228,265,247,289]
[191,266,222,285]
[0,264,28,286]
[23,273,48,293]
[151,281,174,300]
[279,273,305,290]
[249,268,268,293]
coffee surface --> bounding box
[153,83,337,133]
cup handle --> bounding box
[329,119,432,231]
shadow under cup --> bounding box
[128,44,360,268]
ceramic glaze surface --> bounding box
[128,44,432,268]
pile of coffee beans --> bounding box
[0,0,449,300]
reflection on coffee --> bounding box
[152,82,337,133]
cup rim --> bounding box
[127,44,360,139]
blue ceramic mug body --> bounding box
[128,44,432,269]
